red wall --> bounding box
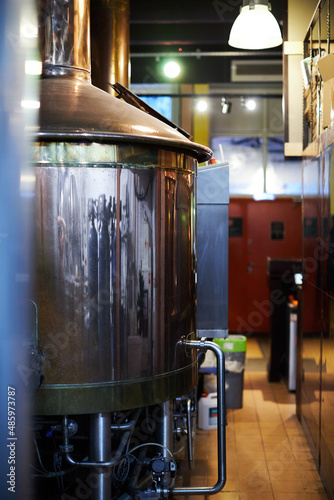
[228,197,303,333]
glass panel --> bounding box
[211,136,302,195]
[140,96,172,121]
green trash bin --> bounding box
[215,335,247,409]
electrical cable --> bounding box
[33,438,50,474]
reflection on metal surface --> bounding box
[39,0,91,78]
[34,143,198,413]
[91,0,130,91]
[35,363,198,415]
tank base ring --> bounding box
[34,362,198,415]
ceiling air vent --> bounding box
[231,60,282,82]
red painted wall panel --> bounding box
[228,197,302,333]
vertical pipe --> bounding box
[157,401,173,487]
[90,0,130,91]
[90,413,112,500]
[38,0,91,79]
[159,340,226,496]
[157,401,173,455]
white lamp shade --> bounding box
[228,4,282,50]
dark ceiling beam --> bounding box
[130,51,283,58]
[130,40,231,46]
[130,19,232,24]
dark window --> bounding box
[229,217,242,237]
[271,221,284,240]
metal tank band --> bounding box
[35,362,198,415]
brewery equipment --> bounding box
[29,1,226,498]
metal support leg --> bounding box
[90,412,112,500]
[157,401,173,487]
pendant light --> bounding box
[228,0,282,50]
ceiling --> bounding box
[129,0,285,85]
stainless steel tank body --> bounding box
[34,141,202,414]
[34,0,212,416]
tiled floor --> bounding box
[174,336,328,500]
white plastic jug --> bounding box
[198,393,218,430]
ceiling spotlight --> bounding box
[245,98,256,111]
[196,99,208,112]
[241,97,256,111]
[163,61,181,78]
[228,0,282,50]
[221,98,231,114]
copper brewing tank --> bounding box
[34,0,212,416]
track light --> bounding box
[228,0,282,50]
[221,98,231,114]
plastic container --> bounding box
[198,393,218,430]
[214,335,247,409]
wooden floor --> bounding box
[174,336,328,500]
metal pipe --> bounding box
[157,401,173,487]
[186,397,194,469]
[110,410,140,430]
[157,401,173,457]
[158,338,226,497]
[91,0,130,91]
[63,414,134,468]
[90,413,111,500]
[38,0,91,79]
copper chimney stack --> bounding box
[38,0,91,80]
[91,0,130,91]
